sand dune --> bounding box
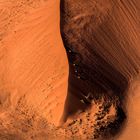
[60,0,140,139]
[117,78,140,140]
[3,1,69,125]
[0,0,139,140]
[0,0,69,139]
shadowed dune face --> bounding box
[0,0,139,139]
[60,0,140,138]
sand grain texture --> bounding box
[0,0,69,139]
[0,0,140,140]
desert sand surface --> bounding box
[0,0,69,139]
[0,0,139,140]
[60,0,140,139]
[117,78,140,140]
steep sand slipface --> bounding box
[60,0,140,139]
[118,78,140,140]
[0,0,140,140]
[0,0,68,128]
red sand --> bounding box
[0,0,139,140]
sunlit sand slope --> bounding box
[0,0,68,134]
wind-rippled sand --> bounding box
[0,0,139,140]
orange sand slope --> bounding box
[118,79,140,140]
[0,0,139,140]
[0,0,68,127]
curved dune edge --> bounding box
[60,0,140,139]
[0,0,140,140]
[0,0,69,139]
[117,77,140,140]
